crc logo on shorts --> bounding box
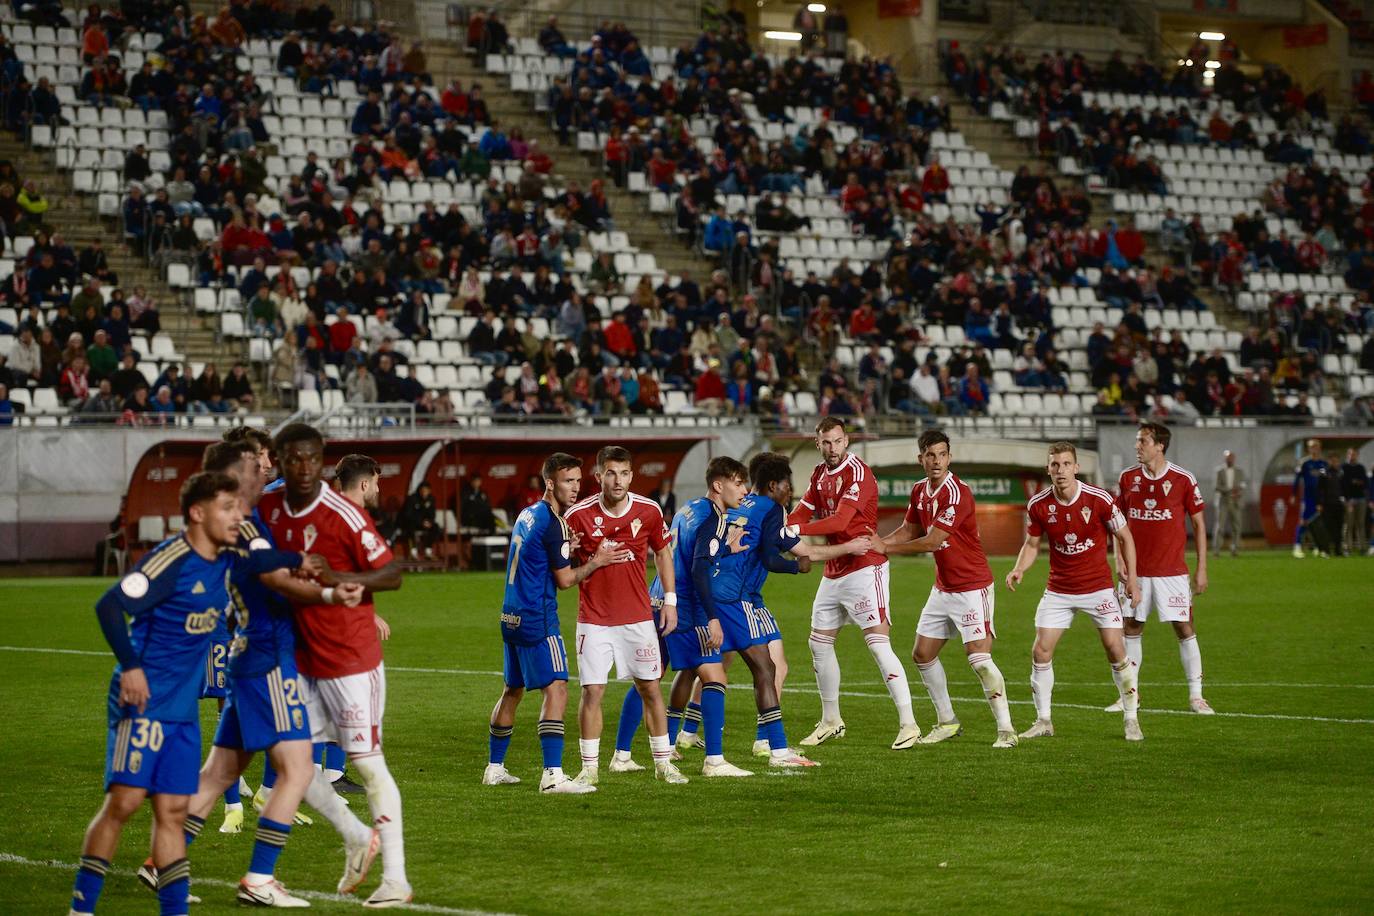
[961,611,981,625]
[635,645,659,661]
[338,704,368,725]
[1168,595,1190,608]
[1095,600,1117,613]
[853,596,874,613]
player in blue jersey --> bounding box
[483,452,628,794]
[69,471,309,916]
[1292,438,1330,558]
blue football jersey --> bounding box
[501,500,572,646]
[226,509,297,678]
[650,497,713,626]
[98,536,302,724]
[1295,458,1328,504]
[737,494,802,604]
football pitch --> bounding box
[1,553,1371,914]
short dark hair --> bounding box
[1138,421,1171,453]
[815,417,847,436]
[706,455,747,488]
[1048,441,1078,461]
[274,422,323,455]
[542,451,581,483]
[180,470,237,517]
[917,429,950,455]
[202,440,257,473]
[335,454,380,491]
[750,453,792,494]
[223,425,273,455]
[597,445,632,468]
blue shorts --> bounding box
[1300,500,1321,523]
[665,624,723,671]
[200,639,229,699]
[503,635,569,690]
[214,665,311,752]
[751,601,781,644]
[719,599,777,653]
[105,716,200,795]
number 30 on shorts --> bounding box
[129,718,164,752]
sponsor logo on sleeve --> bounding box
[120,572,149,599]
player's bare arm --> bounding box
[1191,510,1209,595]
[315,558,403,592]
[1112,524,1142,608]
[791,537,872,561]
[794,501,859,537]
[875,520,949,556]
[376,613,391,640]
[260,569,364,607]
[118,668,150,713]
[1006,533,1041,591]
[655,542,677,636]
[557,538,634,589]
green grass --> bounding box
[1,554,1372,914]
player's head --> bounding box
[335,454,381,508]
[917,429,952,485]
[595,445,633,506]
[180,470,243,547]
[1046,441,1080,490]
[1136,422,1170,464]
[1306,438,1322,459]
[223,425,274,479]
[542,452,583,511]
[202,440,263,507]
[275,423,325,500]
[1223,449,1235,466]
[705,456,749,509]
[814,417,849,468]
[751,452,794,506]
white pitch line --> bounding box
[4,646,1372,725]
[0,852,514,915]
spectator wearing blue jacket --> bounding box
[703,207,733,254]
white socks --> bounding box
[303,770,371,847]
[648,734,671,765]
[1179,636,1203,700]
[917,658,956,723]
[351,754,406,884]
[808,632,842,722]
[1111,658,1140,720]
[1124,633,1143,670]
[1031,661,1054,722]
[579,738,599,769]
[968,652,1013,732]
[864,632,915,727]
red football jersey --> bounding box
[260,485,393,678]
[1116,462,1205,577]
[904,472,993,593]
[1026,481,1126,595]
[794,453,886,579]
[565,493,670,626]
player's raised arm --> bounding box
[1006,532,1040,591]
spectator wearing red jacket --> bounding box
[921,155,950,203]
[694,357,726,414]
[603,311,637,363]
[440,78,469,118]
[647,148,677,192]
[849,301,878,337]
[328,306,358,358]
[604,127,629,187]
[839,172,867,212]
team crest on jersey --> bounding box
[303,524,317,550]
[630,518,642,538]
[1080,506,1091,524]
[1162,480,1173,496]
[292,708,304,729]
[1065,533,1078,545]
[1144,499,1157,509]
[1131,476,1141,491]
[594,516,603,526]
[1047,503,1057,515]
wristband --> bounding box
[322,587,336,605]
[663,592,677,606]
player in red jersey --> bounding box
[874,430,1017,748]
[1006,441,1145,742]
[564,445,688,786]
[786,418,919,751]
[259,426,411,907]
[1111,422,1213,714]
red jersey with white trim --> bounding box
[1116,462,1205,577]
[795,453,885,578]
[1026,482,1125,594]
[904,472,993,592]
[566,493,670,626]
[259,486,394,678]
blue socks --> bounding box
[666,706,684,743]
[489,724,513,765]
[701,682,727,756]
[223,778,241,805]
[156,858,190,916]
[537,719,564,769]
[249,817,291,877]
[261,754,277,790]
[322,742,346,775]
[71,855,109,913]
[682,701,703,735]
[760,706,787,750]
[615,688,643,753]
[183,814,205,848]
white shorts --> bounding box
[811,563,891,631]
[1120,575,1193,623]
[298,663,386,755]
[1034,589,1124,630]
[575,620,662,685]
[916,585,996,644]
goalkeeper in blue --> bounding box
[69,471,311,916]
